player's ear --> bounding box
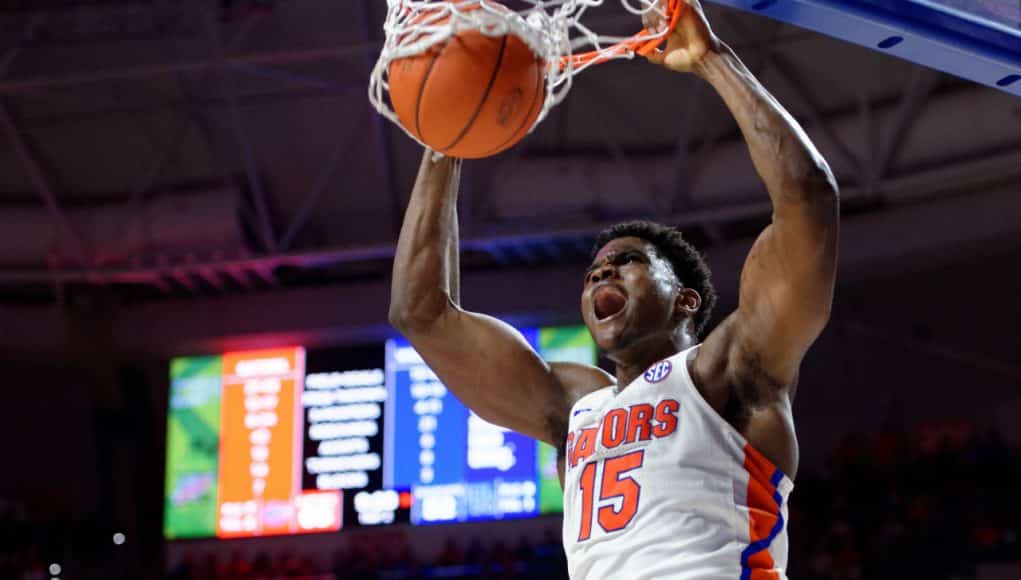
[673,286,701,321]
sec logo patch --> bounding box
[644,360,672,383]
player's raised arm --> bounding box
[388,151,612,446]
[647,1,839,393]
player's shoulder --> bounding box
[550,361,616,408]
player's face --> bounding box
[581,237,680,354]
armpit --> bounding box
[545,410,570,455]
[730,348,787,409]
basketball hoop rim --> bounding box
[561,0,682,69]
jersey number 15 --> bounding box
[577,450,645,541]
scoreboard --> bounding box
[163,325,596,539]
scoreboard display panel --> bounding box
[165,347,345,539]
[163,325,596,539]
[302,345,411,528]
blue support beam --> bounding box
[707,0,1021,97]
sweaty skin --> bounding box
[389,0,838,484]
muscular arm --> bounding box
[388,151,612,447]
[694,42,839,396]
[644,1,837,476]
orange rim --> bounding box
[559,0,682,69]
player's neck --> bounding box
[609,331,695,390]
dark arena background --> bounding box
[1,1,1019,579]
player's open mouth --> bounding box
[593,284,628,322]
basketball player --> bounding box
[388,0,838,577]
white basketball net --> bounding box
[368,0,676,148]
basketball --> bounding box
[388,26,545,159]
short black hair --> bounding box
[591,220,717,337]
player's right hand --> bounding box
[643,0,721,75]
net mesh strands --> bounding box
[368,0,680,150]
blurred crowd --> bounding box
[166,530,567,580]
[788,423,1021,580]
[3,422,1019,580]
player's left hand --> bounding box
[643,0,721,75]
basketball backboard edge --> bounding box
[706,0,1021,97]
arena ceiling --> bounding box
[0,0,1019,309]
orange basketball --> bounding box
[388,26,545,159]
